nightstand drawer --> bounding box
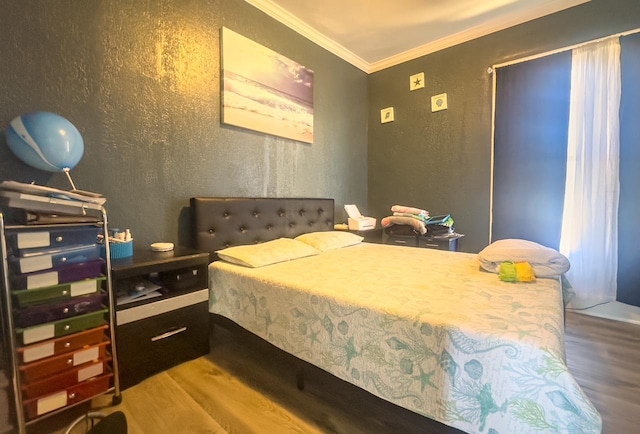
[116,301,209,389]
[384,233,418,247]
[116,288,208,325]
[418,235,462,251]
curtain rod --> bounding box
[491,27,640,70]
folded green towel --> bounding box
[499,261,518,282]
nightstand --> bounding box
[418,234,463,251]
[111,246,210,389]
[335,224,382,244]
[383,229,463,251]
[342,228,383,244]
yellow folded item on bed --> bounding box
[499,261,536,282]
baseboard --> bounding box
[570,301,640,326]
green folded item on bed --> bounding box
[499,261,518,282]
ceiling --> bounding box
[245,0,590,73]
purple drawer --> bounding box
[10,259,104,291]
[14,293,105,328]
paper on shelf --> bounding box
[0,180,106,205]
[116,278,164,305]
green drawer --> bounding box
[12,277,104,307]
[17,309,108,345]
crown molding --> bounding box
[245,0,591,74]
[244,0,370,72]
[368,0,590,72]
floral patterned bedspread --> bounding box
[208,243,601,434]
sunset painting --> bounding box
[221,27,314,144]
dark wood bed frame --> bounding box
[189,196,336,389]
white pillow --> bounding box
[295,231,363,252]
[216,238,320,268]
[477,238,570,277]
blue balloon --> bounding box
[5,111,84,172]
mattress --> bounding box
[209,242,601,434]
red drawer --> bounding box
[21,358,110,399]
[17,325,108,364]
[23,373,112,420]
[20,341,109,383]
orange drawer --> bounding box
[21,358,110,399]
[23,373,112,420]
[17,325,108,364]
[20,341,109,383]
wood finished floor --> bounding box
[37,311,640,434]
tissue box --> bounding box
[344,204,376,231]
[348,217,377,231]
[100,241,133,259]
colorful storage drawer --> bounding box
[6,227,100,256]
[22,373,112,420]
[9,244,100,274]
[17,325,108,364]
[12,275,104,308]
[1,210,119,431]
[17,309,107,345]
[19,341,109,383]
[21,358,110,399]
[14,293,104,328]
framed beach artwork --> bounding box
[221,27,314,144]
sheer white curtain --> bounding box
[560,37,621,309]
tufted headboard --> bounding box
[190,197,335,260]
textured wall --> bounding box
[0,0,368,247]
[368,0,640,252]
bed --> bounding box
[190,197,601,434]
